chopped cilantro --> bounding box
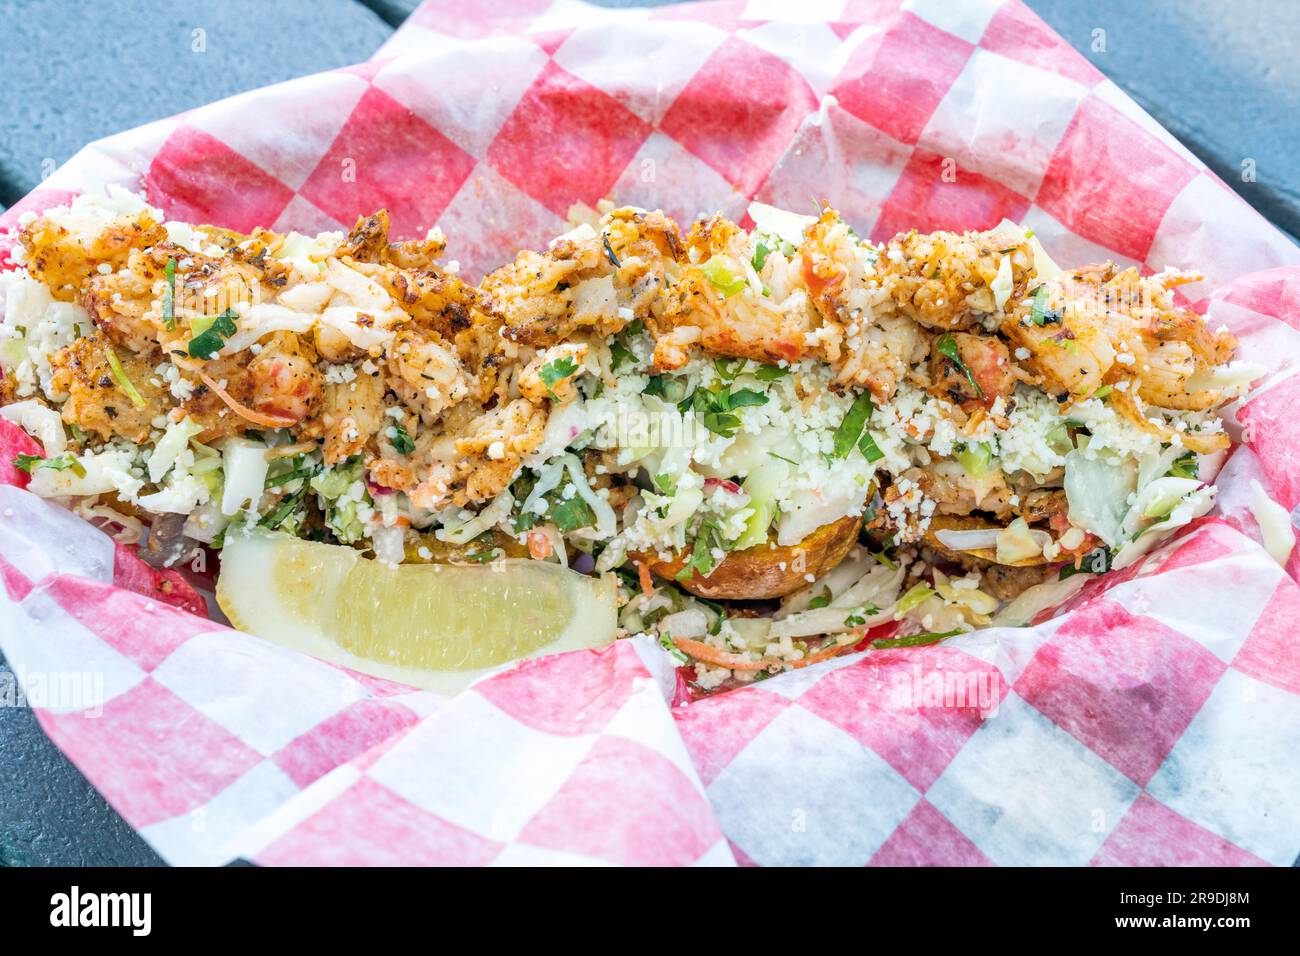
[187,308,238,359]
[644,375,687,404]
[753,364,789,382]
[808,587,832,610]
[676,519,724,582]
[1167,452,1198,480]
[843,604,879,628]
[548,494,596,533]
[13,453,87,478]
[870,548,897,570]
[1059,546,1115,579]
[713,357,745,382]
[653,472,677,496]
[389,422,416,456]
[539,355,580,398]
[725,388,767,409]
[680,383,768,439]
[751,241,770,273]
[609,338,635,372]
[12,453,40,474]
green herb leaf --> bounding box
[1167,452,1198,480]
[683,383,769,438]
[653,472,677,496]
[751,241,770,273]
[753,364,789,382]
[187,309,238,359]
[701,411,742,438]
[548,494,596,533]
[713,357,745,382]
[676,520,723,582]
[609,338,635,372]
[843,604,879,627]
[538,355,579,398]
[13,453,40,474]
[644,375,687,404]
[870,549,897,570]
[389,422,416,456]
[936,332,984,398]
[872,629,963,650]
[808,587,832,610]
[832,391,874,459]
[726,387,767,409]
[104,344,148,408]
[1059,546,1115,579]
[659,632,691,665]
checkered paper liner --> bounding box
[1,0,1299,866]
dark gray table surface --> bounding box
[1,0,1296,866]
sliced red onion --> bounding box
[704,477,742,495]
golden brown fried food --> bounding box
[635,514,862,600]
[22,208,167,302]
[49,335,169,443]
[878,226,1033,331]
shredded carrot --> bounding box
[671,637,769,671]
[527,530,553,560]
[791,641,851,669]
[634,559,656,596]
[673,635,852,673]
[198,372,297,428]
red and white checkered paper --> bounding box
[2,0,1300,866]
